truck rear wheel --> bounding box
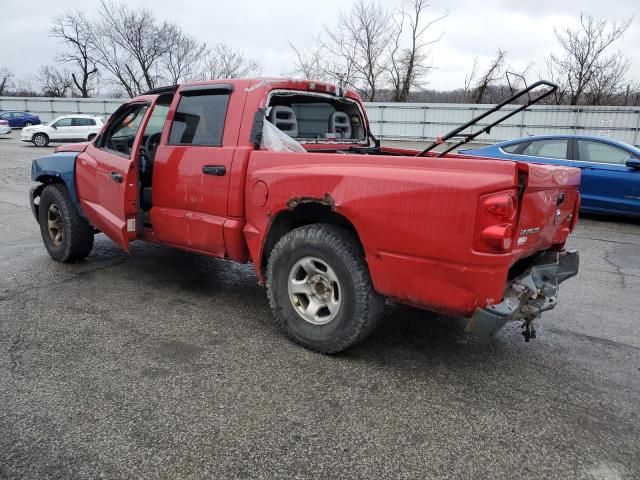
[38,184,94,262]
[266,224,384,354]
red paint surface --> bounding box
[71,78,581,316]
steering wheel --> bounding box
[145,132,162,159]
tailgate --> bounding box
[513,162,581,258]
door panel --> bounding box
[151,87,233,256]
[151,145,234,255]
[75,103,150,252]
[573,140,640,215]
[51,118,74,140]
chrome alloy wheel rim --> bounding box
[34,135,46,146]
[287,256,342,325]
[47,203,63,246]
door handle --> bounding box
[110,171,123,183]
[202,165,226,176]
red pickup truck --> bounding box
[30,78,580,353]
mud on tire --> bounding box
[266,224,385,354]
[38,184,94,262]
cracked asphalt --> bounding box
[1,134,639,479]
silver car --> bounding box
[0,119,11,135]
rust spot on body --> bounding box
[287,193,335,210]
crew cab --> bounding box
[29,78,580,353]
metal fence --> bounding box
[367,102,640,146]
[3,96,640,146]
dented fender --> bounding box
[29,152,85,220]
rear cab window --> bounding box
[266,90,367,143]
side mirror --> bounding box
[625,158,640,170]
[51,125,57,129]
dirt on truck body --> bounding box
[29,77,580,353]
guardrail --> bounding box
[2,96,640,146]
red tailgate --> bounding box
[513,162,581,258]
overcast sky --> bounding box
[1,0,638,91]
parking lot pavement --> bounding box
[0,133,639,479]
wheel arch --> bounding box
[260,202,366,276]
[30,152,86,220]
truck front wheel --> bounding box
[38,184,94,262]
[266,224,384,354]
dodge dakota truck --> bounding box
[29,78,580,353]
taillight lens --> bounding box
[0,120,8,125]
[475,190,518,253]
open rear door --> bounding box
[75,102,151,253]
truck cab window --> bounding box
[99,104,149,157]
[267,93,366,142]
[169,92,229,146]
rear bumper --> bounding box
[466,249,579,336]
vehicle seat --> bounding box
[328,112,351,139]
[269,106,298,137]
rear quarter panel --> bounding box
[244,151,523,315]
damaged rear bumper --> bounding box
[465,249,579,336]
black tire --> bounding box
[266,224,385,354]
[38,184,94,262]
[33,133,49,147]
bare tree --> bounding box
[548,14,632,105]
[622,82,640,107]
[472,49,506,103]
[50,11,98,97]
[39,66,73,97]
[164,25,207,84]
[325,0,392,100]
[387,0,447,102]
[583,52,630,105]
[289,37,330,81]
[0,68,13,96]
[202,44,261,80]
[463,56,479,102]
[92,1,173,96]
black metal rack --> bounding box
[415,80,558,157]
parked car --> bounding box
[28,79,580,353]
[21,115,104,147]
[0,119,11,135]
[0,110,41,128]
[460,135,640,218]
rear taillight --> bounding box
[475,190,518,253]
[0,120,7,125]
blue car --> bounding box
[0,110,41,128]
[460,135,640,218]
